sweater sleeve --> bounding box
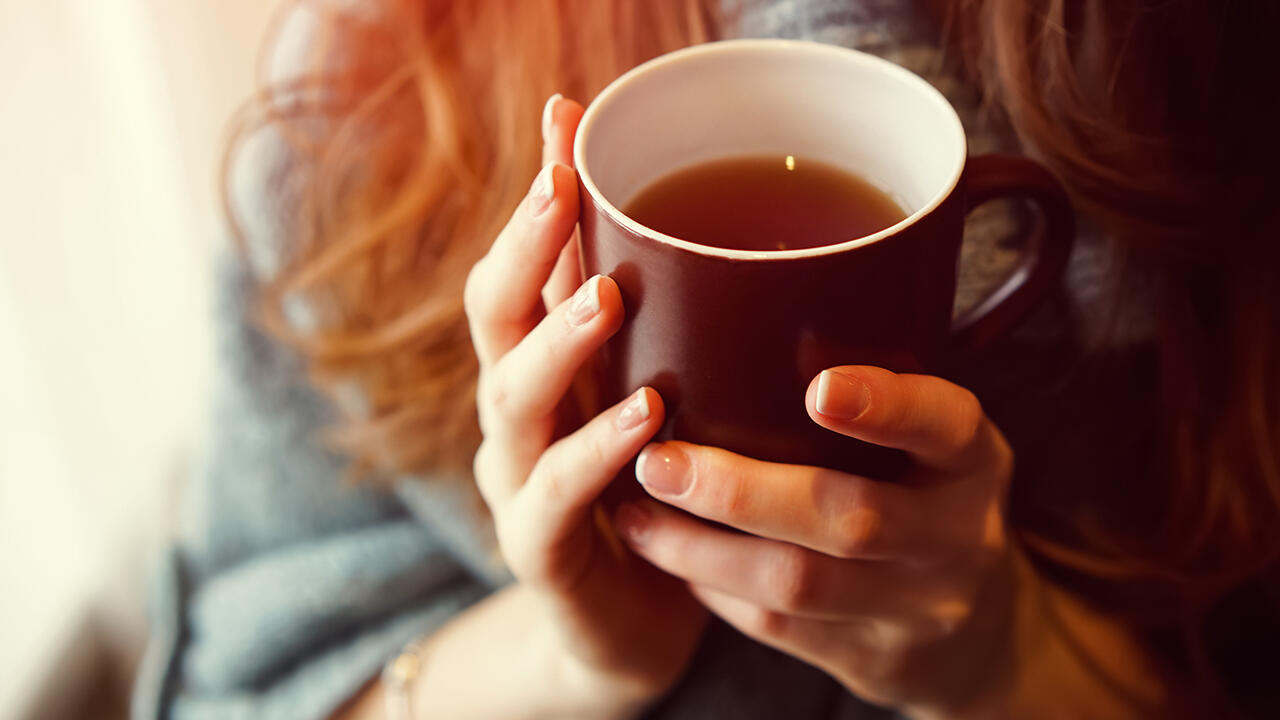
[130,261,499,720]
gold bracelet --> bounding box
[382,634,434,720]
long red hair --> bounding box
[944,2,1280,707]
[226,0,1279,709]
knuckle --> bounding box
[584,438,611,476]
[528,443,587,514]
[483,367,523,423]
[462,260,490,318]
[652,527,692,568]
[947,389,986,455]
[975,501,1010,559]
[704,462,749,519]
[474,375,501,434]
[922,604,970,642]
[819,475,882,558]
[571,424,613,475]
[833,503,881,559]
[766,545,817,612]
[875,395,914,437]
[472,443,502,501]
[527,454,566,507]
[747,606,790,639]
[977,533,1007,568]
[526,428,612,512]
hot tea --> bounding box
[623,154,906,251]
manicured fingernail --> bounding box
[541,93,563,142]
[614,502,650,545]
[616,389,651,431]
[565,275,601,327]
[529,164,555,216]
[636,444,691,496]
[816,370,871,419]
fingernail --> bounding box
[529,164,555,217]
[816,370,871,419]
[565,275,601,327]
[541,93,563,142]
[614,502,650,545]
[616,389,651,431]
[636,444,691,496]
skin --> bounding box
[333,95,1170,720]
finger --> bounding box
[807,366,1010,472]
[464,161,579,367]
[503,388,665,580]
[634,442,926,560]
[691,583,915,708]
[540,94,587,310]
[687,583,852,678]
[540,93,585,167]
[541,230,582,310]
[480,275,622,443]
[614,500,911,620]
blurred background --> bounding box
[0,2,276,717]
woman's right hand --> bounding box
[463,95,708,709]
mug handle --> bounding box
[949,154,1076,353]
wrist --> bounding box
[921,545,1169,720]
[914,546,1030,720]
[899,547,1021,720]
[394,584,666,720]
[537,606,663,720]
[553,647,657,720]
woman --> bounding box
[135,1,1280,718]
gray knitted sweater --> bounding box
[132,2,1120,718]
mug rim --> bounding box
[573,38,968,261]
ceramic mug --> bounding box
[574,39,1074,478]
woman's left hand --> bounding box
[613,365,1016,718]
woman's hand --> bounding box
[463,95,706,711]
[613,366,1017,718]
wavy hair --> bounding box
[226,0,1279,708]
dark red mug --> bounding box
[574,40,1073,479]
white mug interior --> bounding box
[574,39,968,259]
